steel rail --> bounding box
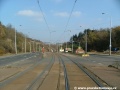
[57,54,70,90]
[56,54,61,90]
[0,55,43,88]
[61,54,107,90]
[26,53,55,90]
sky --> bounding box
[0,0,120,43]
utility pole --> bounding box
[25,35,26,53]
[72,35,73,53]
[29,42,31,53]
[22,42,24,53]
[102,13,112,55]
[36,43,37,52]
[39,44,40,52]
[85,30,87,54]
[15,29,17,54]
[68,30,73,53]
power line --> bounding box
[58,0,78,42]
[64,0,77,32]
[37,0,51,32]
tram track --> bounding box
[57,54,70,90]
[36,53,60,90]
[0,53,54,90]
[58,55,106,90]
[26,53,55,90]
[0,53,114,90]
[0,54,42,87]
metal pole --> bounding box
[109,16,112,55]
[15,29,17,54]
[66,42,67,51]
[72,36,73,53]
[68,30,73,53]
[22,42,24,53]
[25,35,26,53]
[102,13,112,55]
[33,41,35,52]
[29,42,31,53]
[85,30,87,54]
[49,32,51,52]
[57,43,59,52]
[30,42,31,52]
[36,43,37,52]
[39,44,40,52]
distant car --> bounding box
[112,47,119,52]
[103,48,119,54]
[65,50,68,52]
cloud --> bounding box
[17,10,43,21]
[54,12,69,17]
[54,11,81,17]
[72,11,81,17]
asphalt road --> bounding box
[68,54,120,67]
[0,52,42,66]
[87,54,120,66]
[0,52,120,67]
[0,52,119,90]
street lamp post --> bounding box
[15,29,17,54]
[39,44,41,52]
[102,13,112,55]
[64,31,69,52]
[72,35,73,53]
[36,43,37,52]
[109,16,112,55]
[22,42,24,53]
[25,35,26,53]
[31,41,35,52]
[15,25,22,54]
[66,41,67,51]
[28,42,31,53]
[85,30,87,54]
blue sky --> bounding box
[0,0,120,43]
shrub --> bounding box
[0,46,5,55]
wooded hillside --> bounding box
[0,22,44,55]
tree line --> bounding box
[0,22,46,55]
[63,26,120,52]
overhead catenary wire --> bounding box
[57,0,78,42]
[37,0,78,44]
[64,0,77,32]
[37,0,51,32]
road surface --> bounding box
[0,52,119,90]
